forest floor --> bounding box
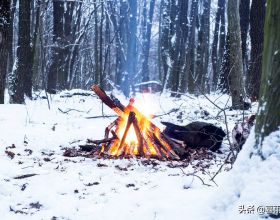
[2,89,277,220]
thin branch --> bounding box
[85,115,117,119]
[179,168,212,187]
[210,151,232,181]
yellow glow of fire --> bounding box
[109,93,160,156]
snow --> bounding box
[1,89,278,220]
[207,129,280,219]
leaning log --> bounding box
[91,84,188,160]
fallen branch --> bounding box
[58,108,90,114]
[154,108,179,118]
[87,137,117,145]
[60,92,96,98]
[210,151,232,181]
[179,168,212,187]
[85,115,117,119]
[14,174,38,179]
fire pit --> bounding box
[82,85,187,160]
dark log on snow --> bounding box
[162,121,226,152]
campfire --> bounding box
[88,85,186,160]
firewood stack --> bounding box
[90,85,188,160]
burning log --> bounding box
[90,84,187,160]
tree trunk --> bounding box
[219,34,230,93]
[167,0,177,92]
[10,0,32,103]
[255,0,280,147]
[170,0,189,94]
[47,0,64,93]
[227,0,246,109]
[99,2,104,88]
[177,0,189,93]
[93,1,99,85]
[218,0,226,84]
[31,0,41,91]
[186,0,198,94]
[196,0,210,94]
[159,0,171,90]
[139,0,147,81]
[7,0,17,77]
[239,0,250,74]
[63,1,75,89]
[141,0,156,82]
[211,0,225,90]
[104,3,111,90]
[122,0,137,97]
[68,1,82,89]
[248,0,266,100]
[0,0,11,104]
[22,0,32,98]
[114,0,127,87]
[169,0,188,94]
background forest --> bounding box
[0,1,280,219]
[0,0,265,107]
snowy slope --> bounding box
[1,90,275,220]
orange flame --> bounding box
[106,94,176,159]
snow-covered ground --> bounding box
[1,89,278,220]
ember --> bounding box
[90,85,187,160]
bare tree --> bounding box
[170,0,188,94]
[113,0,127,88]
[212,0,226,90]
[255,0,280,147]
[0,0,11,103]
[239,0,250,73]
[196,0,210,93]
[121,0,137,97]
[248,0,266,100]
[141,0,156,82]
[186,0,198,94]
[47,0,63,93]
[7,0,17,77]
[227,0,246,109]
[10,0,32,103]
[159,0,171,90]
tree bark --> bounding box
[219,34,230,93]
[211,0,225,90]
[239,0,250,73]
[170,0,188,94]
[47,0,64,93]
[218,0,226,83]
[0,0,11,104]
[114,0,127,87]
[10,0,32,103]
[31,0,41,91]
[159,0,171,90]
[196,0,210,93]
[255,0,280,147]
[22,0,33,98]
[141,0,156,82]
[186,0,198,94]
[99,2,104,88]
[227,0,246,108]
[166,0,176,91]
[7,0,16,77]
[63,1,75,89]
[248,0,266,100]
[121,0,137,97]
